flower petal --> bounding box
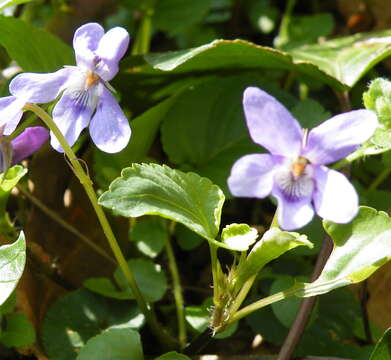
[11,126,49,165]
[9,68,71,103]
[243,87,303,156]
[73,22,105,69]
[89,88,131,153]
[273,186,315,230]
[50,93,93,152]
[313,166,358,223]
[0,96,24,132]
[303,109,378,165]
[228,154,279,198]
[95,27,129,81]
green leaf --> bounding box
[99,163,225,244]
[175,224,203,250]
[130,218,167,258]
[43,289,144,360]
[298,207,391,297]
[0,291,16,314]
[0,313,36,347]
[143,39,346,90]
[0,15,74,72]
[83,278,132,300]
[0,232,25,306]
[275,13,334,50]
[270,277,303,328]
[94,95,178,189]
[160,75,268,194]
[288,29,391,88]
[153,0,213,35]
[76,328,143,360]
[0,0,33,11]
[370,327,391,360]
[155,351,191,360]
[221,223,258,251]
[363,78,391,128]
[235,228,312,288]
[114,259,167,302]
[0,165,27,193]
[290,98,331,129]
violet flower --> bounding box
[228,87,378,230]
[0,127,49,173]
[7,23,131,153]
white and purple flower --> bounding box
[3,22,130,153]
[228,87,378,230]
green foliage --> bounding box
[0,0,33,11]
[0,232,25,306]
[220,223,258,251]
[99,163,225,244]
[175,223,203,250]
[290,98,331,129]
[0,313,36,348]
[76,328,143,360]
[94,96,178,189]
[370,327,391,360]
[289,29,391,88]
[298,207,391,297]
[114,259,167,302]
[0,15,74,72]
[364,78,391,128]
[160,75,262,194]
[43,289,144,360]
[235,228,312,289]
[143,39,346,90]
[130,217,167,258]
[85,258,167,302]
[275,13,334,50]
[153,0,213,35]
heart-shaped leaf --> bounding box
[298,207,391,297]
[99,163,225,243]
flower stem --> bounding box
[16,184,116,265]
[166,221,187,349]
[227,274,256,316]
[24,103,177,349]
[368,168,391,191]
[131,8,154,55]
[209,243,218,301]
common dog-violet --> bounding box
[7,23,130,153]
[228,87,378,230]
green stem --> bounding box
[275,0,296,48]
[228,274,256,316]
[368,168,391,191]
[24,103,177,349]
[17,184,116,265]
[270,208,280,228]
[131,8,153,55]
[209,243,218,301]
[165,222,187,349]
[226,286,299,326]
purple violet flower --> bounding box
[0,126,49,172]
[228,87,378,230]
[7,23,131,153]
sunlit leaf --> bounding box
[0,232,25,306]
[76,328,143,360]
[99,163,225,243]
[370,327,391,360]
[0,15,73,72]
[221,223,258,251]
[298,207,391,297]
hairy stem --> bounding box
[165,222,187,348]
[368,168,391,191]
[24,103,177,349]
